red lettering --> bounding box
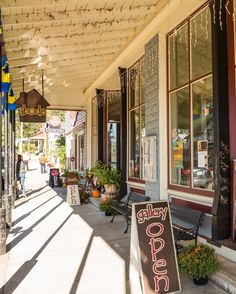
[146,222,164,237]
[146,222,169,292]
[153,259,167,275]
[149,238,165,262]
[154,275,169,292]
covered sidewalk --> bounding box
[0,168,230,293]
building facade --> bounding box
[85,0,236,257]
[65,111,87,172]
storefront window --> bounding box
[168,4,214,193]
[129,57,145,179]
[140,58,145,104]
[191,6,212,79]
[192,76,214,190]
[169,23,189,90]
[130,109,140,177]
[129,63,140,108]
[170,87,190,186]
[107,91,121,169]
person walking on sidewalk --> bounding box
[39,153,48,173]
[23,152,30,170]
[16,154,27,197]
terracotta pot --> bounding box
[193,276,208,286]
[92,189,101,198]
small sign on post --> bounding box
[129,201,181,294]
[66,172,80,206]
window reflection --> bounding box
[191,7,212,79]
[107,91,121,169]
[130,109,140,177]
[170,87,190,186]
[108,123,120,169]
[169,23,189,90]
[192,76,214,190]
[128,57,145,179]
[168,4,213,193]
[130,64,140,108]
[140,58,145,104]
[141,106,146,178]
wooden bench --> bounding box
[169,202,205,252]
[110,192,150,233]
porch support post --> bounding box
[211,0,231,240]
[118,67,127,198]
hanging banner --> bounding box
[129,201,181,294]
[15,89,50,122]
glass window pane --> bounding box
[191,6,212,79]
[169,23,189,90]
[129,63,140,108]
[170,87,190,186]
[140,58,145,104]
[192,76,214,191]
[141,106,146,178]
[108,91,121,122]
[108,122,120,169]
[130,109,140,177]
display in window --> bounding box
[197,140,208,168]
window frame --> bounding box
[167,1,214,197]
[105,90,121,169]
[128,56,145,182]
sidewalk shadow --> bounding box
[69,234,93,294]
[13,195,57,226]
[7,200,64,251]
[1,212,73,294]
[14,187,51,209]
[25,184,48,197]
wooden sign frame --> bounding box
[129,201,181,294]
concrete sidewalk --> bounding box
[0,168,228,293]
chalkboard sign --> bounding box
[49,168,61,188]
[66,172,80,206]
[130,201,181,294]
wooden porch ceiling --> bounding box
[1,0,162,109]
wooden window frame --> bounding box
[167,2,214,197]
[128,56,145,183]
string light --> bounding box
[213,0,216,25]
[225,0,230,15]
[219,0,223,31]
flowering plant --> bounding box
[177,243,219,280]
[99,196,117,214]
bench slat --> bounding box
[110,192,150,233]
[170,203,205,252]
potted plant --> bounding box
[177,243,219,285]
[86,161,106,197]
[60,169,69,186]
[99,196,117,216]
[96,167,121,196]
[78,186,90,204]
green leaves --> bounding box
[177,243,219,279]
